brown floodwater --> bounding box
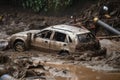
[42,61,120,80]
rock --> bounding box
[0,74,16,80]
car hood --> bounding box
[7,30,40,40]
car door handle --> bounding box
[45,41,48,43]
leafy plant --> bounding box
[22,0,73,12]
[22,0,46,12]
[52,0,73,10]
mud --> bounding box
[0,6,71,36]
[0,49,120,80]
[0,6,120,80]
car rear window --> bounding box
[77,33,95,43]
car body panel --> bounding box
[31,37,50,52]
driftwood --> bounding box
[97,35,120,39]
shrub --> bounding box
[22,0,73,12]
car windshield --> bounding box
[77,33,95,43]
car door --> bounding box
[50,31,69,53]
[32,30,52,52]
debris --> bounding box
[93,17,120,35]
[73,0,120,36]
[26,76,46,80]
[97,35,120,39]
[0,55,10,64]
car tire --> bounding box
[59,51,70,56]
[95,47,107,56]
[14,41,25,52]
[99,47,107,55]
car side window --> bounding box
[53,32,66,42]
[37,30,52,39]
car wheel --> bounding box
[59,51,70,56]
[14,41,25,52]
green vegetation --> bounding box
[5,0,98,12]
[22,0,73,12]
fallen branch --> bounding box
[97,35,120,39]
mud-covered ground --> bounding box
[0,6,120,80]
[0,39,120,80]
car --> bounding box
[7,24,105,55]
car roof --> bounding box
[46,24,90,35]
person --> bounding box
[99,5,111,18]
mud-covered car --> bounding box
[7,24,105,55]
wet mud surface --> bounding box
[0,39,120,80]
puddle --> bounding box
[32,58,120,80]
[0,55,120,80]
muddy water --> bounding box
[42,61,120,80]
